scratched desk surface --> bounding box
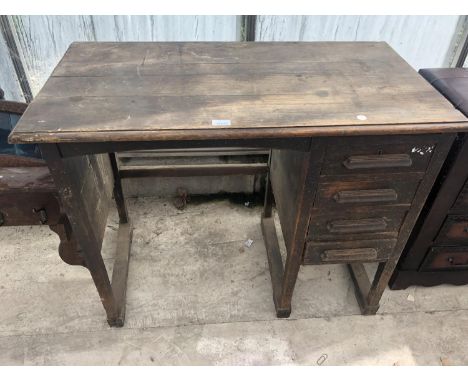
[9,42,468,143]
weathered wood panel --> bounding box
[10,42,468,144]
[256,16,461,70]
[61,153,114,249]
[6,16,240,96]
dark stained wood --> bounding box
[304,239,396,264]
[57,138,310,158]
[390,68,468,289]
[268,147,313,253]
[260,215,286,316]
[265,140,326,317]
[364,134,456,306]
[119,163,268,178]
[8,42,466,321]
[39,143,120,324]
[452,181,468,212]
[315,173,422,209]
[49,216,85,267]
[321,134,438,175]
[435,215,468,244]
[110,221,133,327]
[348,263,379,315]
[109,153,128,224]
[0,154,45,167]
[397,136,468,271]
[0,100,28,114]
[0,166,55,192]
[421,246,468,270]
[390,269,468,289]
[307,206,408,242]
[9,42,468,144]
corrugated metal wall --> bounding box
[256,16,464,70]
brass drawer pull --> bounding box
[327,218,388,234]
[343,154,412,170]
[333,189,398,204]
[321,248,378,262]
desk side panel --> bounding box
[61,153,114,248]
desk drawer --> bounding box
[421,247,468,270]
[315,174,421,209]
[452,181,468,213]
[435,215,468,245]
[322,136,436,175]
[303,239,396,265]
[307,206,407,242]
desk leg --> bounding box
[261,173,291,317]
[262,145,319,318]
[109,153,128,224]
[40,144,132,327]
[347,134,456,314]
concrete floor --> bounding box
[1,196,468,365]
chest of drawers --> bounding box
[389,134,468,288]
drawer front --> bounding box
[0,192,61,226]
[452,181,468,212]
[303,239,396,265]
[435,215,468,245]
[322,136,437,175]
[315,174,421,209]
[307,206,407,242]
[421,247,468,270]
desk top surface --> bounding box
[9,42,468,144]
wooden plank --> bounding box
[260,215,287,317]
[269,148,310,253]
[39,143,119,323]
[9,42,468,144]
[52,57,414,78]
[54,41,404,66]
[61,153,113,251]
[11,92,465,135]
[110,221,133,327]
[347,263,379,315]
[117,148,269,158]
[40,73,441,98]
[119,163,268,178]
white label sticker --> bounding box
[212,119,231,126]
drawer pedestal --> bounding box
[262,134,455,316]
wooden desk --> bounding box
[9,42,468,325]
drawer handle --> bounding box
[447,256,468,267]
[321,248,378,262]
[327,218,388,234]
[343,154,412,170]
[333,189,398,204]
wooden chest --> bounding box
[389,134,468,288]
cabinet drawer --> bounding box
[435,216,468,244]
[322,136,437,175]
[307,206,407,241]
[303,239,396,265]
[452,181,468,212]
[315,174,421,209]
[421,247,468,270]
